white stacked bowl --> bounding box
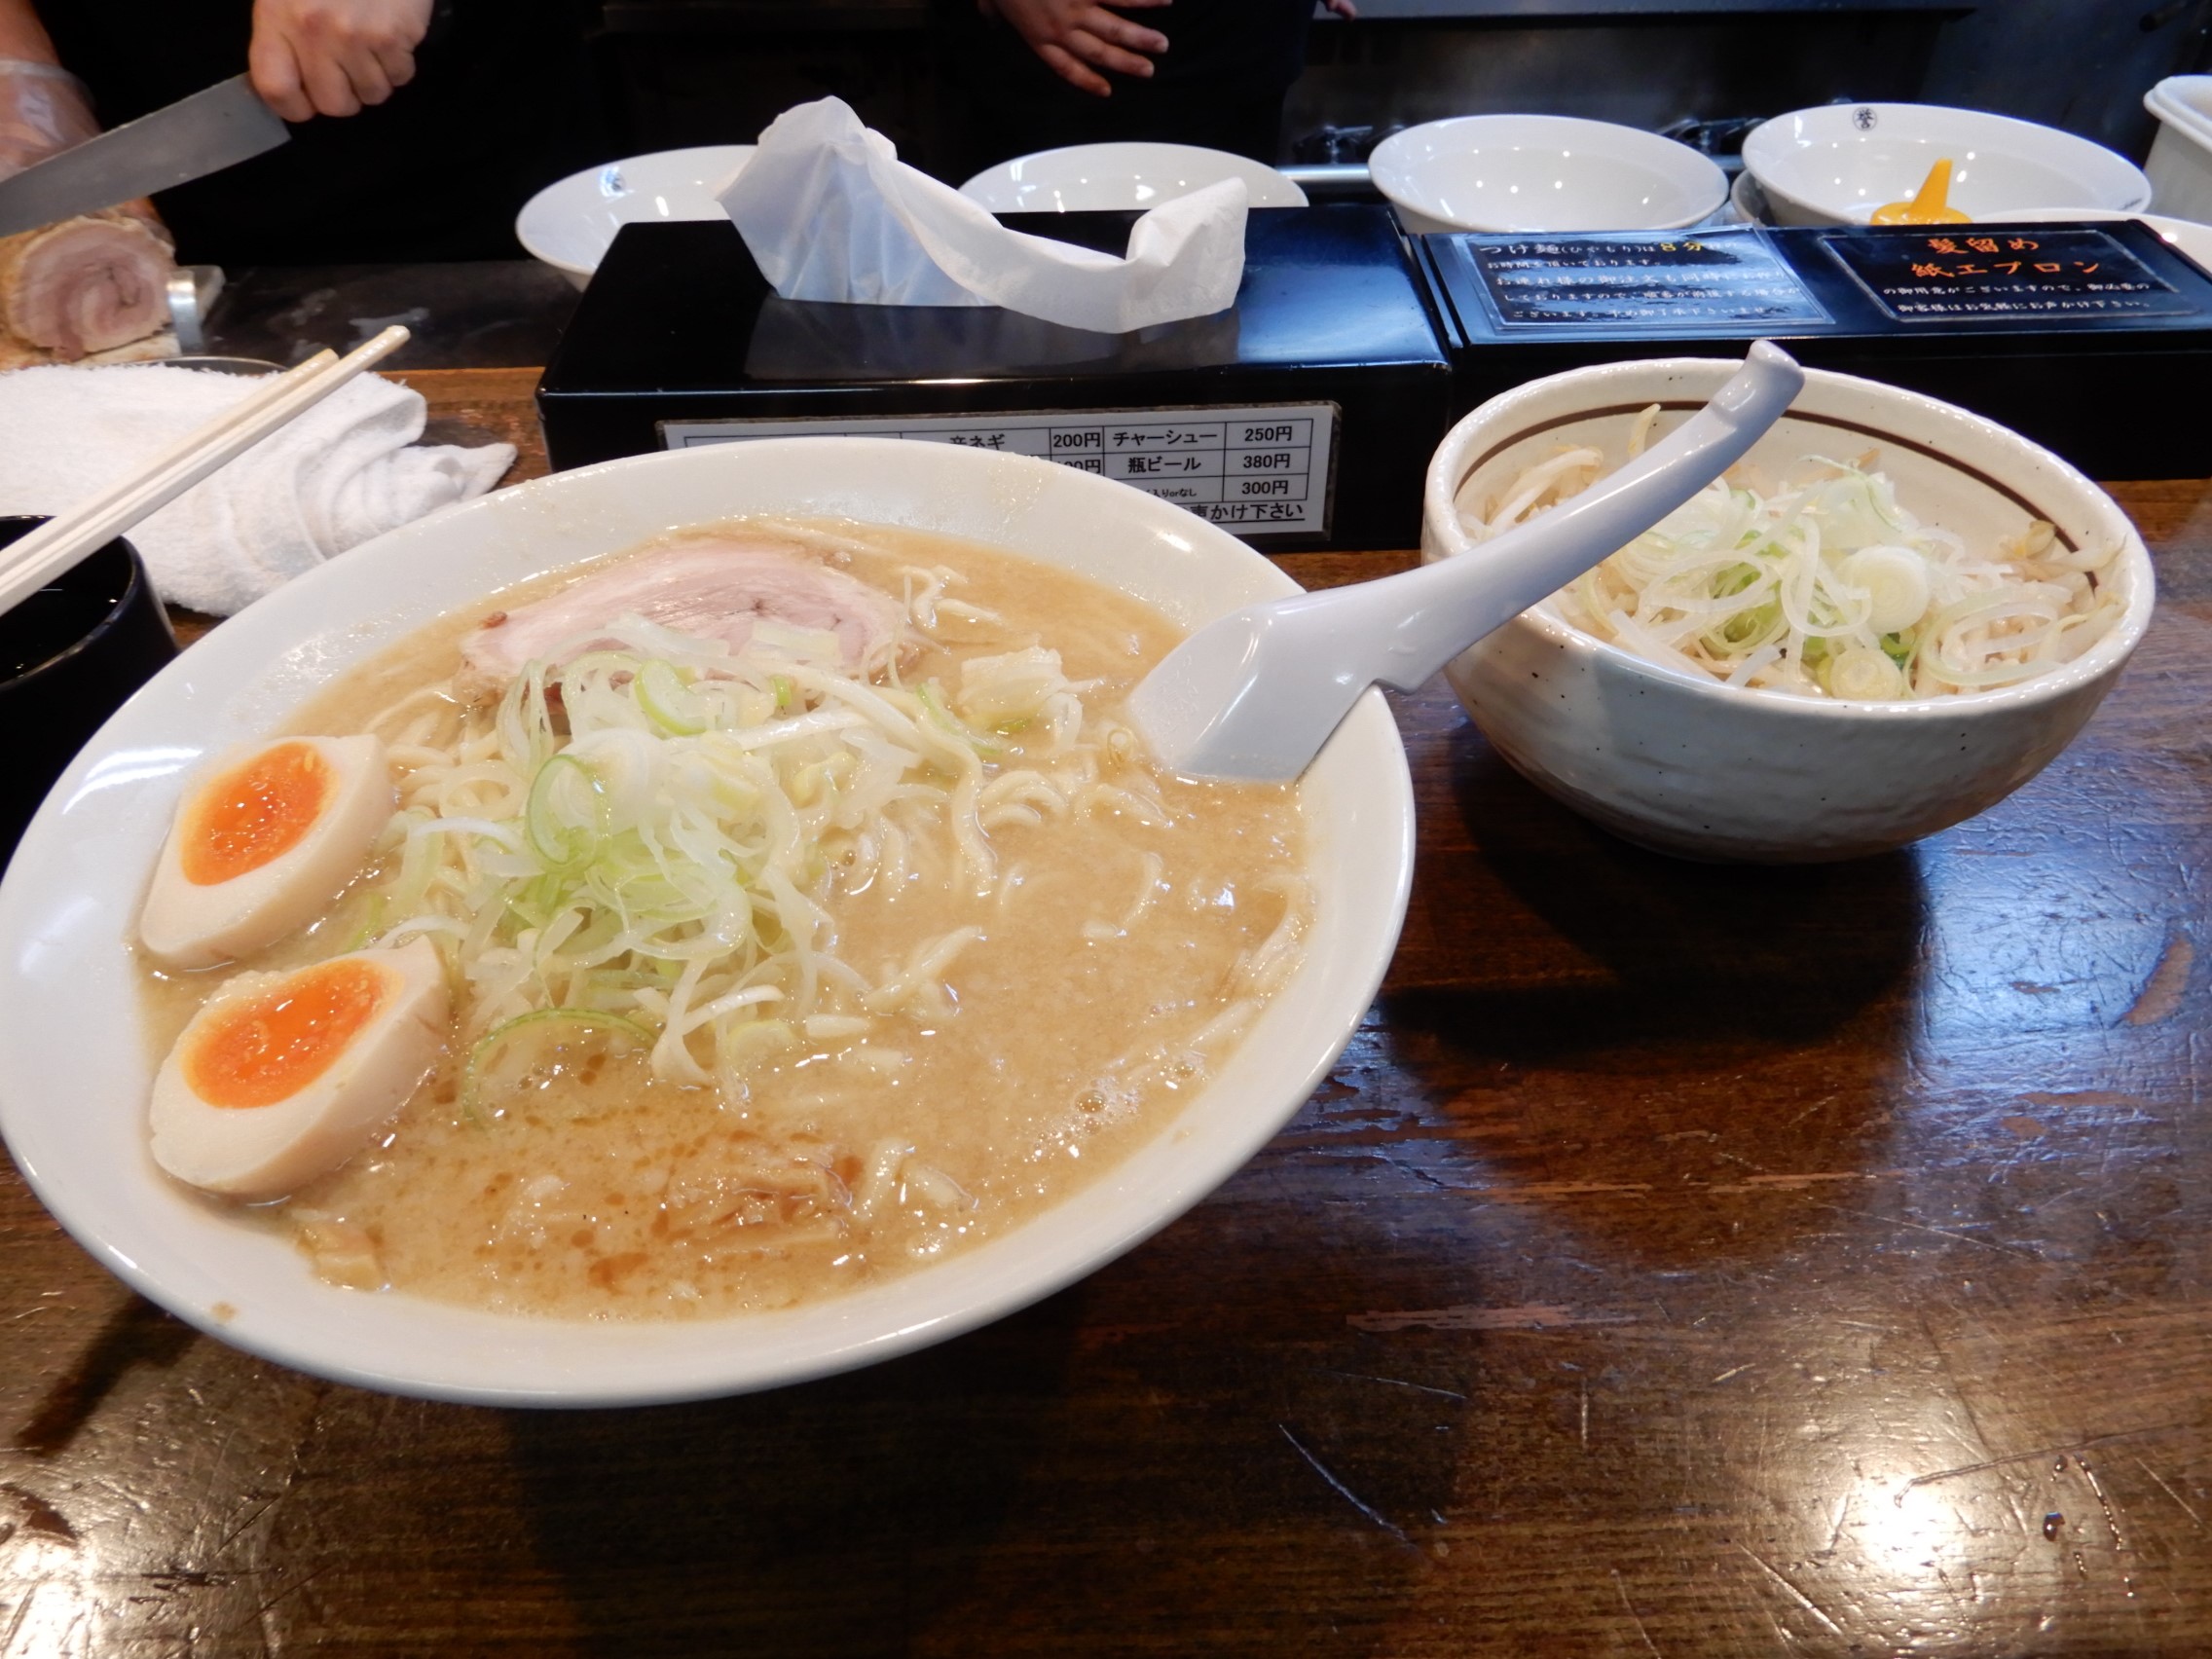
[958,142,1308,211]
[1369,115,1727,234]
[516,145,756,288]
[1742,103,2150,227]
[2143,77,2212,223]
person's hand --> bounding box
[977,0,1170,98]
[1322,0,1357,16]
[248,0,434,122]
[0,59,97,180]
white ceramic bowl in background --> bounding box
[516,145,756,288]
[0,439,1414,1407]
[1981,206,2212,273]
[958,142,1307,211]
[2144,76,2212,223]
[1742,103,2151,228]
[2146,73,2212,140]
[1726,169,1760,224]
[1369,115,1727,234]
[1419,359,2155,863]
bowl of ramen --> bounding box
[0,438,1414,1406]
[1420,357,2154,862]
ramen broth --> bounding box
[139,522,1309,1318]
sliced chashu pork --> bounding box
[459,535,906,697]
[0,207,174,360]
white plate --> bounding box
[1368,115,1727,234]
[0,438,1414,1408]
[1743,103,2151,228]
[516,145,756,288]
[957,142,1308,212]
[1980,206,2212,273]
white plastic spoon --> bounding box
[1127,340,1806,782]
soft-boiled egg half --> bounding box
[140,735,392,969]
[149,938,449,1198]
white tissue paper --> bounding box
[0,364,514,616]
[719,97,1247,333]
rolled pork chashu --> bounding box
[458,535,909,698]
[0,206,174,360]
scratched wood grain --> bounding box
[4,371,2206,1657]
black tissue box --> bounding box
[536,206,1455,550]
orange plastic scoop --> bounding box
[1872,158,1969,225]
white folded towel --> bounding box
[0,363,516,615]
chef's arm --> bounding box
[0,0,98,180]
[248,0,434,123]
[0,0,424,188]
[0,0,55,64]
[977,0,1170,98]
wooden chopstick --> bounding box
[0,325,414,620]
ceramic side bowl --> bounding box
[958,142,1308,211]
[1369,115,1727,234]
[1742,103,2151,227]
[1419,359,2156,863]
[516,145,756,287]
[0,437,1414,1407]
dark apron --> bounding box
[942,0,1318,179]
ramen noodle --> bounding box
[140,519,1310,1319]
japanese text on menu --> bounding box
[1464,228,1829,331]
[660,406,1337,536]
[1826,228,2188,321]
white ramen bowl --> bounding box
[0,439,1414,1407]
[1420,359,2154,863]
[958,142,1307,211]
[1368,115,1727,234]
[1742,103,2151,228]
[516,145,756,287]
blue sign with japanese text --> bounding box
[1462,228,1831,331]
[1822,227,2189,322]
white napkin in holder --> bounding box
[719,97,1247,334]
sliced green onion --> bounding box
[916,680,1005,758]
[637,659,707,735]
[1530,453,2120,699]
[339,892,389,953]
[365,607,1078,1098]
[525,753,606,869]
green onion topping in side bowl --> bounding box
[1420,358,2156,864]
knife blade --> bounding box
[0,75,289,239]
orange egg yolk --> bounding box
[183,959,390,1109]
[180,742,334,887]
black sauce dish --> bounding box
[0,516,179,866]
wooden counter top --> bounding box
[7,367,2209,1655]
